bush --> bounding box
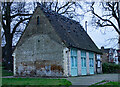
[102,63,120,73]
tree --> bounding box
[2,2,33,70]
[38,2,90,22]
[37,2,77,18]
[90,2,120,62]
[91,2,120,46]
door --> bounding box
[71,48,78,76]
[89,52,94,74]
[81,50,87,75]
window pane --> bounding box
[81,51,86,57]
[81,57,83,67]
[75,57,77,67]
[89,52,94,58]
[89,58,91,67]
[97,54,100,60]
[92,59,94,67]
[71,57,74,67]
[97,61,100,67]
[84,58,86,67]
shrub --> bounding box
[102,63,120,73]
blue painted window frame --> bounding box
[89,52,94,67]
[71,48,77,67]
[81,50,86,67]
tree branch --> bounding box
[97,23,113,27]
[59,3,75,15]
[110,3,119,24]
[11,14,32,18]
[11,17,30,38]
[57,2,70,13]
[55,2,58,12]
[2,18,6,32]
[91,4,120,35]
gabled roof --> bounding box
[38,6,101,54]
[15,6,102,54]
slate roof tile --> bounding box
[39,6,102,53]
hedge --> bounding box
[102,63,120,73]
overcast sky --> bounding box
[80,2,118,49]
[85,24,118,49]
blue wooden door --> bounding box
[71,48,78,76]
[81,50,87,75]
[89,52,94,74]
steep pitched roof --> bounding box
[15,6,102,54]
[38,6,101,54]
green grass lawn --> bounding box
[2,69,13,77]
[2,78,72,87]
[89,81,120,87]
[1,66,13,77]
[104,81,120,85]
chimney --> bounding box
[85,21,87,33]
[101,46,104,52]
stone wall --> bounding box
[14,8,66,77]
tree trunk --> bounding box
[4,34,13,71]
[0,2,2,64]
[3,2,13,71]
[118,2,120,63]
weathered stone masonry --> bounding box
[14,8,67,77]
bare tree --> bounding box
[2,2,33,70]
[91,2,120,47]
[37,2,76,17]
[38,2,91,23]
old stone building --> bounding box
[13,6,102,77]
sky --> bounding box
[80,2,119,49]
[84,24,118,49]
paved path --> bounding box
[67,74,119,86]
[2,74,119,86]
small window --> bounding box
[97,61,101,67]
[37,16,40,25]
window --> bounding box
[81,50,86,67]
[75,57,77,67]
[97,61,101,67]
[71,57,74,67]
[89,52,94,67]
[81,58,84,67]
[97,54,101,67]
[37,16,40,25]
[71,48,77,67]
[84,58,86,67]
[97,54,100,60]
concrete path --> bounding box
[67,74,119,86]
